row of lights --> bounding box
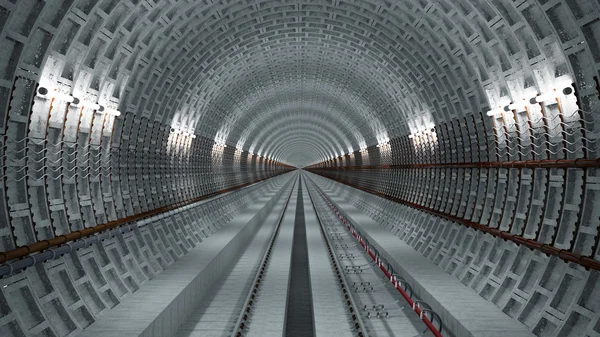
[408,128,436,139]
[168,131,269,161]
[212,141,266,158]
[486,87,573,117]
[170,132,264,158]
[170,132,267,158]
[376,138,390,147]
[328,141,390,160]
[170,128,197,138]
[323,88,572,161]
[36,87,121,116]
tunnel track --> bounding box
[236,173,370,337]
[304,175,370,337]
[307,170,600,271]
[168,173,297,337]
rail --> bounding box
[231,174,298,337]
[304,175,370,337]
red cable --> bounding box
[317,190,444,337]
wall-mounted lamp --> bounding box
[37,87,49,98]
[37,86,81,105]
[529,94,556,104]
[87,103,105,112]
[529,86,573,105]
[409,128,436,138]
[171,128,196,138]
[60,94,80,105]
[504,102,526,112]
[104,108,122,117]
[37,86,126,117]
[486,109,503,117]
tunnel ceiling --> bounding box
[4,0,596,167]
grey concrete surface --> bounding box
[77,175,295,337]
[317,182,536,337]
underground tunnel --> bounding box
[0,0,600,336]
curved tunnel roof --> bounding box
[20,0,595,166]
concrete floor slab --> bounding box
[77,178,294,337]
[324,192,535,337]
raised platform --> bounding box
[78,176,294,337]
[321,186,535,337]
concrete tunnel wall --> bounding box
[0,0,599,336]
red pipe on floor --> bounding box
[312,186,444,337]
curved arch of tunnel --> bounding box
[213,74,390,142]
[270,137,331,164]
[268,136,334,166]
[242,115,355,157]
[233,101,364,151]
[251,121,348,161]
[260,131,339,165]
[99,0,520,144]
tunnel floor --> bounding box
[75,171,464,337]
[59,170,537,337]
[170,172,433,337]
